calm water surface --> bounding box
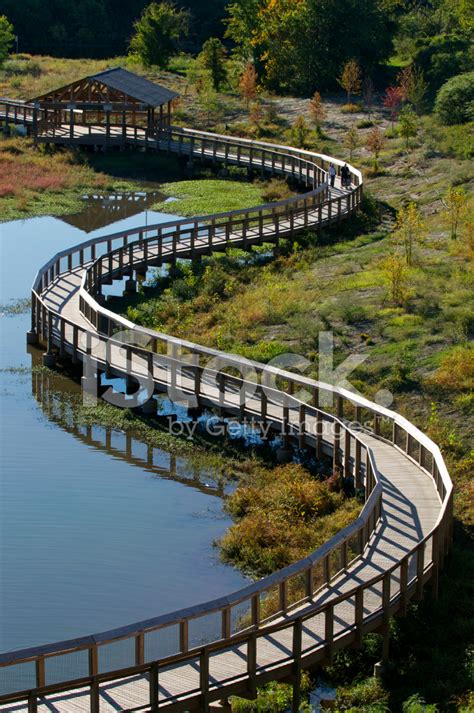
[0,198,247,653]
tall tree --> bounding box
[239,62,257,108]
[362,75,375,117]
[394,202,425,266]
[199,37,227,90]
[398,64,428,115]
[308,91,326,137]
[366,126,384,172]
[442,186,467,240]
[383,85,404,127]
[338,59,362,103]
[129,2,189,68]
[398,105,418,149]
[0,15,14,65]
[344,125,359,160]
[291,114,309,148]
[225,0,261,63]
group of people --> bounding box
[328,162,351,189]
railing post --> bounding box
[251,593,260,627]
[149,660,159,711]
[355,587,363,648]
[135,632,145,665]
[35,658,45,688]
[344,428,351,476]
[222,607,231,639]
[89,645,99,713]
[399,557,408,616]
[382,572,391,661]
[247,630,257,698]
[325,603,334,662]
[333,420,341,469]
[291,619,302,713]
[431,530,439,599]
[27,692,38,713]
[355,439,362,489]
[415,543,425,600]
[179,620,189,653]
[200,648,210,711]
[305,566,314,598]
[279,580,288,614]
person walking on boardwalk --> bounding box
[341,163,350,189]
[329,162,336,188]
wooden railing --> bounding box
[0,127,452,711]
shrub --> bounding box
[219,463,358,577]
[336,676,389,708]
[426,344,474,392]
[435,72,474,125]
[341,102,361,113]
[413,33,473,98]
[357,119,374,129]
[260,178,293,203]
[2,58,41,76]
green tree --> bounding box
[382,253,411,306]
[129,2,189,69]
[0,15,14,65]
[442,186,467,240]
[225,0,393,95]
[398,64,428,115]
[344,125,359,160]
[398,105,418,150]
[196,81,224,127]
[199,37,227,91]
[291,114,309,147]
[225,0,261,64]
[394,202,425,266]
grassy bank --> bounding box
[0,138,153,222]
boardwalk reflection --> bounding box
[29,349,225,499]
[59,191,165,233]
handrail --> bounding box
[0,121,452,710]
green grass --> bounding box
[151,178,267,216]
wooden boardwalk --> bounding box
[0,109,452,713]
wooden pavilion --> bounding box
[29,67,179,139]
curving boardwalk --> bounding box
[0,108,452,713]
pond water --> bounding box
[0,196,248,654]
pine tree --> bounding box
[199,37,227,91]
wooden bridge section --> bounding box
[0,103,452,713]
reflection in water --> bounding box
[59,191,165,233]
[0,205,248,653]
[29,347,225,499]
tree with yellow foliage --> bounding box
[394,202,426,266]
[308,91,326,137]
[382,253,411,306]
[442,186,467,240]
[338,59,362,104]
